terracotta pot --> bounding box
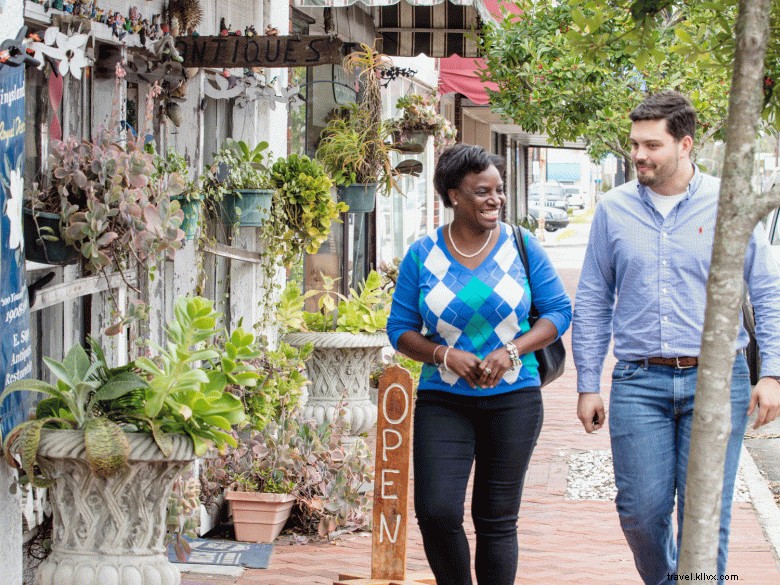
[225,491,296,543]
[33,430,195,585]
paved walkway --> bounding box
[184,247,780,585]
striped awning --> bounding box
[293,0,491,58]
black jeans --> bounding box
[413,388,543,585]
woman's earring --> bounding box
[453,201,458,206]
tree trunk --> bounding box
[678,0,775,575]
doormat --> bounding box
[167,537,273,569]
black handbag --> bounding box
[512,225,566,387]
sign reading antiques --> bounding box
[174,35,345,69]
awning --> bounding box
[438,55,495,104]
[438,0,520,102]
[293,0,491,58]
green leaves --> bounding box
[84,417,130,478]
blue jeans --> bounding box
[609,355,751,585]
[413,388,543,585]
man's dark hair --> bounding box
[433,144,505,208]
[629,91,697,142]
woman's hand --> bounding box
[475,346,513,389]
[445,348,487,389]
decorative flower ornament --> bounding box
[27,27,91,80]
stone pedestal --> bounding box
[282,332,390,438]
[34,430,194,585]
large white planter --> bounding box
[33,430,195,585]
[282,332,390,438]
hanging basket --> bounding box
[172,196,202,240]
[337,183,377,213]
[22,207,79,266]
[219,189,274,227]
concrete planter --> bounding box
[33,430,195,585]
[225,491,295,543]
[281,332,390,440]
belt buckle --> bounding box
[675,356,694,369]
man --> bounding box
[573,91,780,584]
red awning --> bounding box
[438,55,494,105]
[437,0,521,104]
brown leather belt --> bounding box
[644,356,698,369]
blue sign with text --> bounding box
[0,65,32,439]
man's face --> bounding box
[630,118,692,194]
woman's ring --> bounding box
[484,367,492,375]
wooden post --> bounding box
[333,365,434,585]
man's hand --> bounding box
[578,392,605,433]
[749,377,780,429]
[577,392,607,433]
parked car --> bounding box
[528,182,568,211]
[563,185,586,209]
[528,205,570,232]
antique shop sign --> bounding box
[0,65,33,438]
[372,365,414,580]
[174,35,345,69]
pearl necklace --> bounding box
[448,223,494,258]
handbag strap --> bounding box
[512,224,540,319]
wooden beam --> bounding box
[30,271,137,313]
[174,35,345,69]
[203,242,263,264]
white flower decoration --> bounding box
[55,32,90,80]
[27,27,90,79]
[4,169,23,251]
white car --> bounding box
[563,186,586,209]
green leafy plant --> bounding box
[0,296,259,487]
[153,147,201,203]
[203,139,274,194]
[277,270,391,334]
[395,92,457,148]
[236,339,313,432]
[267,154,347,266]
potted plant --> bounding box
[202,139,275,227]
[394,91,457,151]
[316,44,399,212]
[0,296,262,585]
[205,407,373,542]
[278,270,392,440]
[153,147,202,240]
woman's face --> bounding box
[449,165,505,231]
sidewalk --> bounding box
[184,262,780,585]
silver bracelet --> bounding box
[505,342,522,371]
[443,347,453,371]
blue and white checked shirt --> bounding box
[573,165,780,394]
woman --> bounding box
[387,144,571,584]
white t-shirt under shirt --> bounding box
[647,188,687,218]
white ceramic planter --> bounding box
[281,332,390,439]
[33,430,195,585]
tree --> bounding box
[483,0,780,575]
[480,0,780,163]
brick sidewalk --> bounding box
[185,266,780,585]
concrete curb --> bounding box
[740,445,780,563]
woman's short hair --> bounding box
[433,144,506,208]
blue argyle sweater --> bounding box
[387,222,571,396]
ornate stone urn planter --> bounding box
[281,332,390,439]
[32,430,195,585]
